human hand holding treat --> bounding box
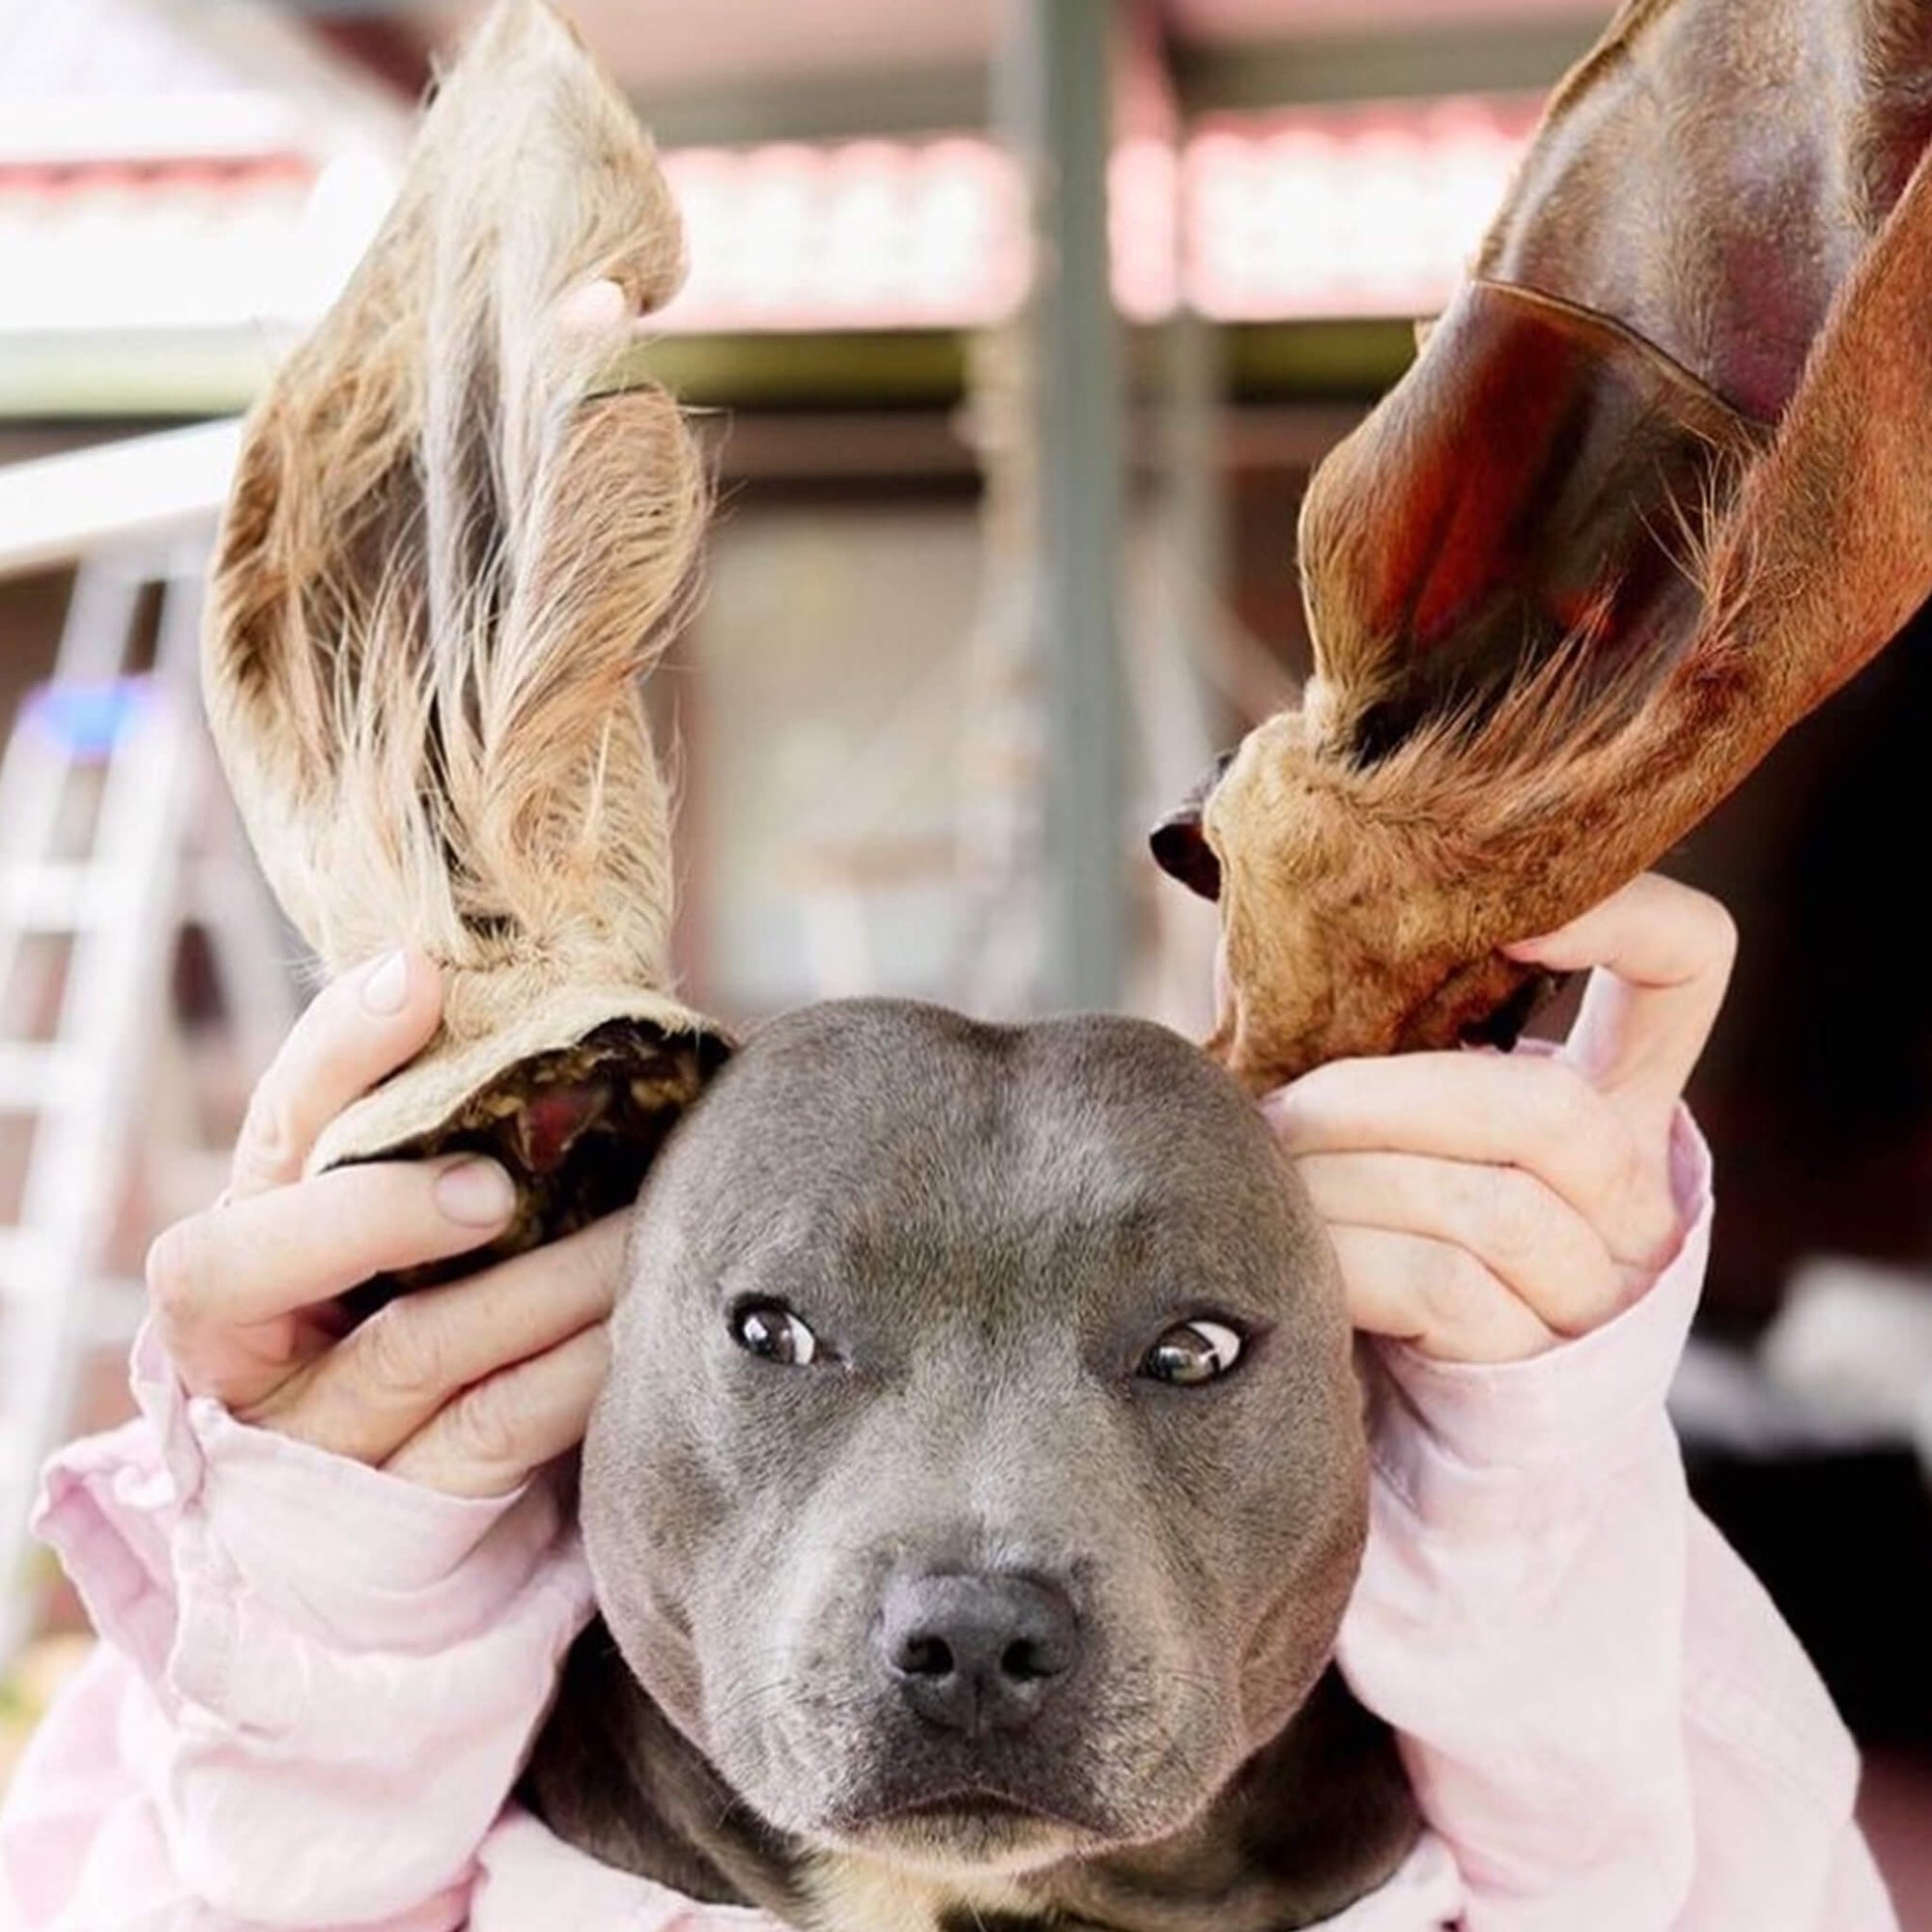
[146,948,623,1496]
[1268,872,1735,1363]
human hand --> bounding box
[145,949,618,1495]
[1264,873,1737,1364]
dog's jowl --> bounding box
[527,1001,1418,1931]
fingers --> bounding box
[150,1154,517,1406]
[1297,1151,1622,1337]
[228,951,443,1201]
[246,1214,625,1466]
[382,1323,613,1499]
[1269,876,1735,1365]
[1327,1225,1557,1363]
[1505,873,1737,1128]
[165,926,623,1496]
[1265,1049,1666,1258]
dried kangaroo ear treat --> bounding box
[1164,0,1932,1091]
[340,1024,725,1315]
[202,0,727,1272]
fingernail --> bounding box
[361,950,410,1015]
[435,1157,516,1227]
[556,277,627,334]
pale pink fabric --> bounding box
[0,1110,1897,1930]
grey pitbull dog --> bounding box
[526,1000,1419,1931]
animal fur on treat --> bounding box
[1153,0,1932,1091]
[201,0,724,1275]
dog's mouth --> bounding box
[878,1790,1047,1825]
[824,1778,1101,1867]
[837,1785,1087,1876]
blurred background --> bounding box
[1,0,1928,1912]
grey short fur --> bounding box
[526,1000,1418,1930]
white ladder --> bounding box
[0,540,294,1664]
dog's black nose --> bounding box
[876,1572,1079,1736]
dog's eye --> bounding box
[731,1300,819,1367]
[1139,1319,1244,1386]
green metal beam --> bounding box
[1175,19,1594,112]
[0,320,1417,423]
[633,67,990,148]
[0,328,979,422]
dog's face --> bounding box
[581,1000,1367,1881]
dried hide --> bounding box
[1153,0,1932,1090]
[201,0,725,1283]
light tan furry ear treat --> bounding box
[202,0,726,1290]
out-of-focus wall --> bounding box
[690,500,986,1014]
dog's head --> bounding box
[581,999,1365,1880]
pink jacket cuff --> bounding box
[25,1324,595,1924]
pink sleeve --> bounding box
[0,1324,595,1930]
[1336,1109,1898,1932]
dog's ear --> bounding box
[1182,0,1932,1091]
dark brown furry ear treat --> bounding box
[1160,0,1932,1091]
[203,0,726,1278]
